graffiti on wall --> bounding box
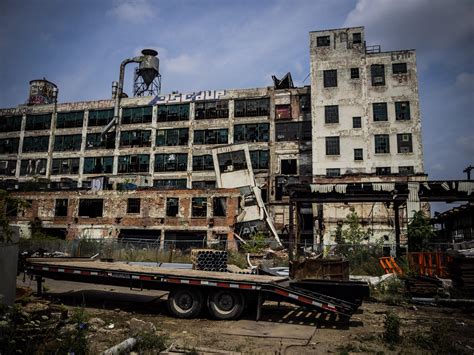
[149,90,226,105]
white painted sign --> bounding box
[149,90,226,105]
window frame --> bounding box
[325,136,340,156]
[323,70,338,88]
[374,134,390,154]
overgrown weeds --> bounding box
[383,312,401,345]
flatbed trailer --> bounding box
[24,258,367,321]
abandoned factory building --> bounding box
[0,27,426,248]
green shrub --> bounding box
[384,312,401,344]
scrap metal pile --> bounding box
[191,249,228,272]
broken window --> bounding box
[299,95,311,113]
[250,150,269,170]
[392,63,407,74]
[399,166,414,175]
[166,198,179,217]
[371,64,385,86]
[52,158,80,175]
[127,198,141,214]
[395,101,411,120]
[397,133,413,153]
[354,148,363,161]
[326,168,341,177]
[122,106,152,124]
[154,179,187,189]
[375,134,390,154]
[352,116,362,128]
[84,156,113,174]
[0,115,22,132]
[157,104,189,122]
[154,153,187,172]
[352,32,362,44]
[192,155,214,171]
[325,136,340,155]
[217,150,247,172]
[25,113,51,130]
[275,104,291,119]
[0,138,20,154]
[234,123,269,143]
[234,98,270,117]
[192,180,215,189]
[55,199,68,217]
[156,128,189,146]
[78,199,103,218]
[86,132,116,150]
[351,68,360,79]
[325,105,339,124]
[373,103,388,121]
[118,154,150,173]
[195,100,229,119]
[193,129,228,145]
[192,197,207,217]
[56,111,84,128]
[323,70,337,87]
[275,176,299,200]
[120,130,151,147]
[276,121,312,141]
[54,134,82,151]
[376,167,391,176]
[20,159,47,176]
[88,109,114,126]
[23,136,49,153]
[281,159,297,175]
[213,197,226,217]
[316,35,330,47]
[0,160,16,176]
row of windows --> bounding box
[324,101,411,124]
[53,196,228,218]
[325,166,415,177]
[325,133,414,156]
[316,33,362,47]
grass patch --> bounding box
[135,332,169,352]
[383,312,401,345]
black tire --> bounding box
[208,290,245,320]
[167,287,204,319]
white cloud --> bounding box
[165,54,201,75]
[107,0,157,24]
[455,72,474,92]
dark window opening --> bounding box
[192,197,207,217]
[154,179,187,189]
[325,105,339,124]
[195,100,229,119]
[52,158,80,175]
[192,180,215,189]
[352,32,362,44]
[127,198,141,214]
[397,133,413,153]
[354,148,363,161]
[25,114,51,130]
[299,95,311,113]
[376,167,391,176]
[375,134,390,154]
[120,130,151,147]
[399,166,414,175]
[395,101,411,120]
[316,35,330,47]
[88,109,114,126]
[275,104,291,119]
[0,138,20,154]
[234,123,269,143]
[276,121,311,141]
[86,132,116,150]
[193,129,228,145]
[323,70,337,87]
[156,128,188,146]
[373,103,388,121]
[20,159,47,176]
[118,154,149,173]
[352,116,362,128]
[275,176,299,201]
[54,134,82,151]
[325,136,340,155]
[166,198,179,217]
[392,63,407,74]
[0,160,17,176]
[84,156,113,174]
[155,153,187,172]
[217,150,247,172]
[78,199,103,218]
[234,98,270,117]
[56,111,84,128]
[350,68,360,79]
[5,201,18,217]
[192,155,214,171]
[371,64,385,86]
[157,104,189,122]
[326,168,341,177]
[122,106,152,124]
[250,150,269,170]
[0,115,22,132]
[281,159,297,175]
[55,199,68,217]
[213,197,226,217]
[22,136,49,153]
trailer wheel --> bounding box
[168,287,203,319]
[208,290,245,320]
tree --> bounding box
[341,211,371,245]
[407,210,435,252]
[0,189,29,243]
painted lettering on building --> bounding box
[149,90,226,105]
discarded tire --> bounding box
[168,287,204,319]
[208,290,245,320]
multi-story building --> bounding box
[0,26,426,248]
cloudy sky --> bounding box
[0,0,473,188]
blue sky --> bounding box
[0,0,473,193]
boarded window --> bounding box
[371,64,385,86]
[78,199,103,217]
[373,103,388,121]
[157,104,189,122]
[234,98,270,117]
[122,106,152,124]
[154,153,187,172]
[375,135,390,154]
[192,198,207,217]
[234,123,269,143]
[118,154,149,173]
[395,101,411,120]
[56,111,84,128]
[325,136,340,155]
[127,198,141,214]
[166,198,179,217]
[397,133,413,153]
[324,105,339,124]
[55,199,68,217]
[323,70,337,87]
[195,100,229,119]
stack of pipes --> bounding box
[191,249,228,272]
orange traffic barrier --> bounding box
[379,257,404,275]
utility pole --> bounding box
[463,165,473,180]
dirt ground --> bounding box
[13,276,474,354]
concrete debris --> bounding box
[128,318,156,334]
[22,302,49,314]
[350,273,395,287]
[89,317,106,331]
[101,337,137,355]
